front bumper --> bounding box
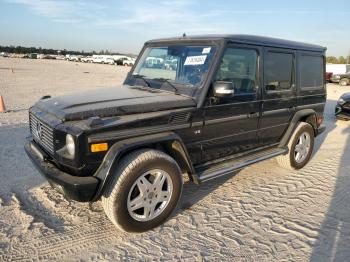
[25,138,99,202]
[335,104,350,120]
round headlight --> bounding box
[338,98,345,105]
[66,134,75,156]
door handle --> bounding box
[288,107,295,112]
[247,112,258,118]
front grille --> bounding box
[29,113,54,154]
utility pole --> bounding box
[348,49,350,64]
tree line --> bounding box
[326,55,350,64]
[0,45,123,56]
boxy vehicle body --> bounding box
[25,35,326,232]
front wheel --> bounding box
[339,78,349,86]
[101,149,183,232]
[277,122,315,170]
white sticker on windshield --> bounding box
[184,55,207,65]
[202,47,211,54]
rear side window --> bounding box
[300,55,323,89]
[264,52,294,92]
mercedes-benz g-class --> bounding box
[25,35,326,232]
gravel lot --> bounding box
[0,57,350,261]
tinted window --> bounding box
[300,55,323,89]
[265,52,294,91]
[215,48,257,95]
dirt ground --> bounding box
[0,57,350,261]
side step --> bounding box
[194,147,288,183]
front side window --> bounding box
[215,48,258,95]
[127,45,217,97]
[265,52,294,92]
[300,55,323,89]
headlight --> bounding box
[66,134,75,156]
[338,98,345,105]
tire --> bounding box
[339,79,349,86]
[101,149,183,232]
[277,122,314,170]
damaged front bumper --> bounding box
[24,137,99,202]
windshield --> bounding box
[125,45,217,97]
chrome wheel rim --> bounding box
[127,169,173,222]
[294,131,311,164]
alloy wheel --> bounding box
[127,169,173,222]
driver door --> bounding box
[201,45,262,163]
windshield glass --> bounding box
[125,45,217,97]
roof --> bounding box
[147,34,326,52]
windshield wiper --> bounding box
[131,74,151,88]
[153,78,179,94]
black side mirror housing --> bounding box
[213,81,234,98]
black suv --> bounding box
[331,71,350,86]
[25,35,326,232]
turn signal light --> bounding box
[91,143,108,153]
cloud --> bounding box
[4,0,237,35]
[93,0,234,36]
[5,0,106,23]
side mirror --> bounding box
[213,81,234,98]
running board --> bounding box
[194,147,288,183]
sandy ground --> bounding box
[0,57,350,261]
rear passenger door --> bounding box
[259,48,296,145]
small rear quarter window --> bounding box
[300,55,323,89]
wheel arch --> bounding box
[279,109,317,148]
[91,132,194,201]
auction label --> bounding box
[202,47,211,54]
[184,55,207,65]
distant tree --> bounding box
[326,56,338,64]
[338,56,347,64]
[0,44,131,57]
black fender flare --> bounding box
[91,132,194,201]
[279,109,317,148]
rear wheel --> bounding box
[339,78,349,86]
[277,122,314,170]
[101,149,183,232]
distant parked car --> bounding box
[164,59,178,70]
[68,56,81,62]
[92,56,115,65]
[144,57,163,68]
[331,71,350,86]
[123,58,135,66]
[81,56,93,63]
[115,57,128,65]
[42,55,56,60]
[335,93,350,120]
[325,72,333,82]
[0,52,9,57]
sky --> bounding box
[0,0,349,56]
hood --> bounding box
[34,85,196,121]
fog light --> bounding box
[91,143,108,153]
